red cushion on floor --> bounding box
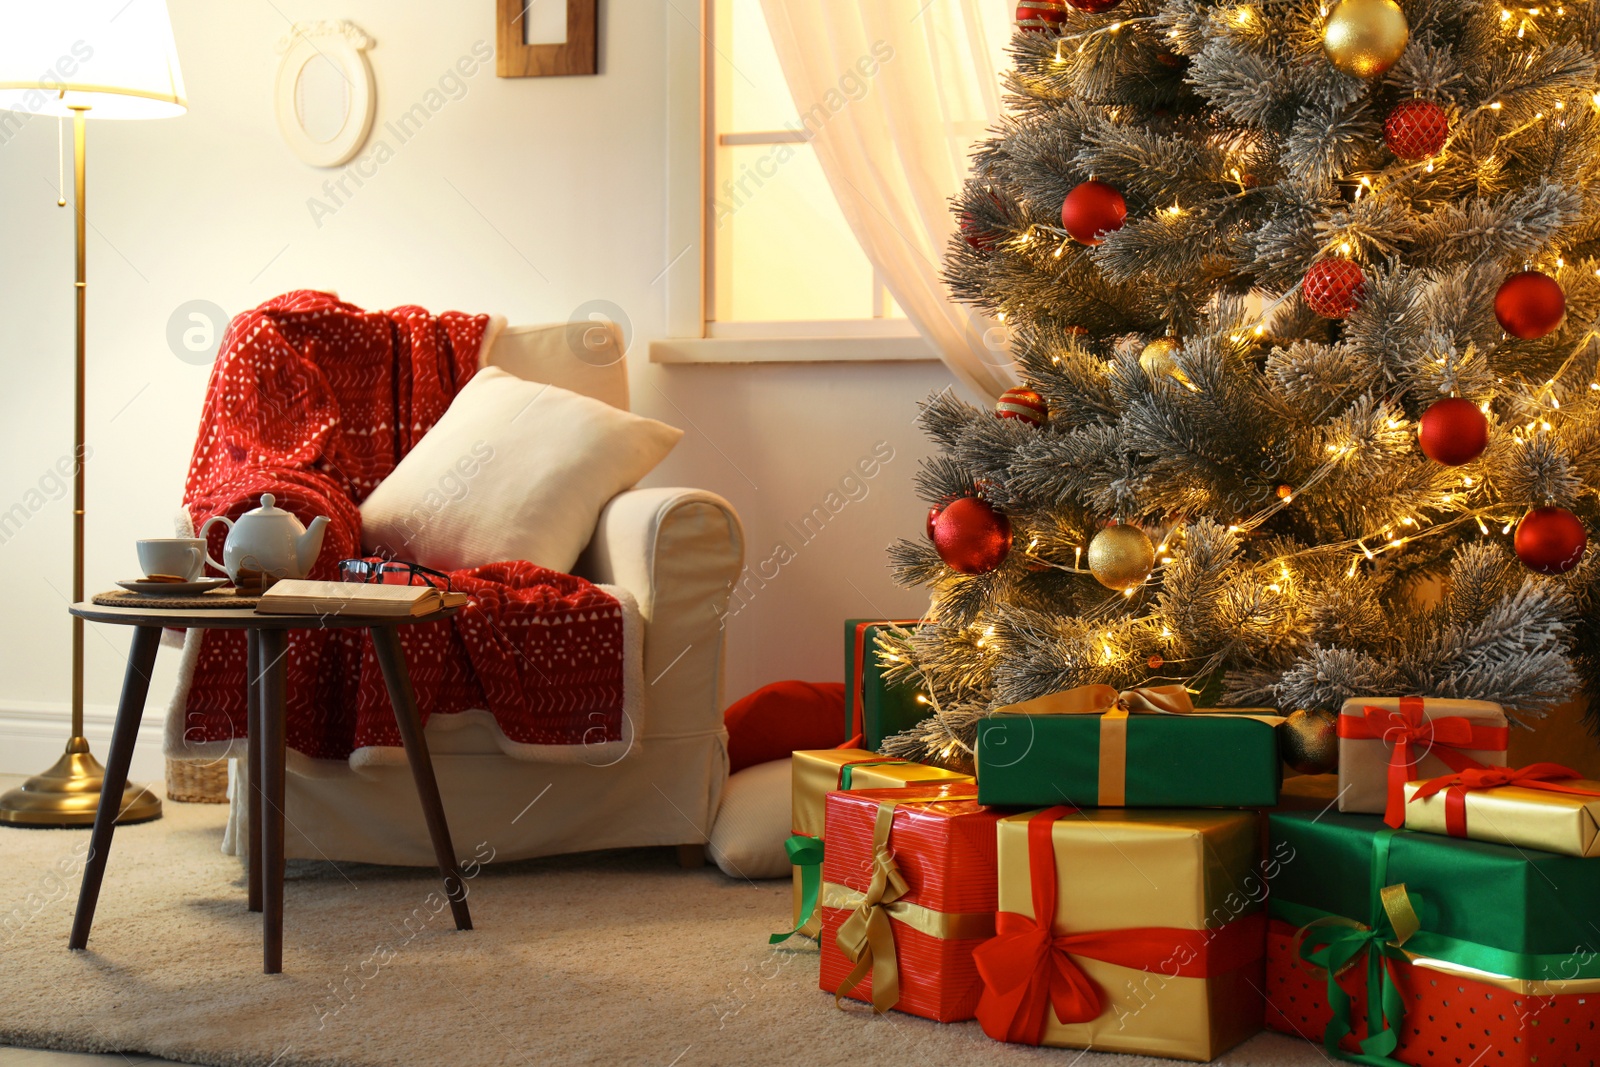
[724,681,847,773]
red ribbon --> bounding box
[1337,696,1509,828]
[1409,761,1598,837]
[972,807,1265,1046]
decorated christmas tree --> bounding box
[883,0,1600,768]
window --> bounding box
[652,0,932,363]
[708,0,903,331]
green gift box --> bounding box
[1268,810,1600,969]
[843,619,927,749]
[974,688,1281,807]
[1264,811,1600,1064]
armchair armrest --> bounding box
[575,488,744,737]
[576,488,744,623]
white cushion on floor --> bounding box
[708,757,791,880]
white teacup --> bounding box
[137,538,206,582]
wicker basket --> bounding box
[165,757,229,803]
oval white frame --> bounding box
[274,21,376,168]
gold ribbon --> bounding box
[834,802,909,1013]
[994,684,1196,806]
[821,882,997,942]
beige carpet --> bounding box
[0,799,1330,1067]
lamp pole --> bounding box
[0,105,161,826]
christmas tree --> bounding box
[884,0,1600,767]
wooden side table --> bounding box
[65,602,473,974]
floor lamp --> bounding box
[0,1,187,827]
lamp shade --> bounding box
[0,0,186,119]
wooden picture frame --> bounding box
[496,0,597,77]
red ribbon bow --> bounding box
[1337,696,1509,828]
[1409,761,1597,837]
[972,807,1264,1046]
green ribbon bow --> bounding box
[1296,888,1419,1064]
[769,834,825,945]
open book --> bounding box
[254,579,468,618]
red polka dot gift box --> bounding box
[1265,811,1600,1067]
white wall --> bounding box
[0,1,953,781]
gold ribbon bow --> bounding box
[833,802,910,1013]
[996,684,1197,805]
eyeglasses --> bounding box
[337,558,452,591]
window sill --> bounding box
[649,334,938,364]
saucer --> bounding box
[116,577,231,596]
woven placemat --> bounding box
[92,588,262,609]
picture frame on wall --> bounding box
[495,0,597,77]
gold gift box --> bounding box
[789,749,971,938]
[1337,697,1507,816]
[1403,776,1600,858]
[994,808,1264,1061]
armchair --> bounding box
[170,315,744,866]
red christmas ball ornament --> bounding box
[1514,506,1587,574]
[1495,271,1566,340]
[1417,397,1489,466]
[960,213,996,251]
[925,504,942,540]
[1015,1,1067,31]
[932,497,1013,575]
[995,387,1048,426]
[1302,258,1366,319]
[1383,100,1450,160]
[1061,180,1127,246]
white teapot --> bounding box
[200,493,330,584]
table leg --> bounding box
[69,625,161,951]
[247,629,262,914]
[370,626,472,932]
[258,628,288,974]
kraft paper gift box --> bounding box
[817,782,1000,1022]
[1336,696,1508,826]
[774,749,970,943]
[974,683,1281,808]
[1265,811,1600,1067]
[843,619,926,749]
[974,806,1266,1061]
[1402,762,1600,857]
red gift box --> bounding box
[817,782,1000,1022]
[1265,919,1597,1065]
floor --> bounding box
[0,775,191,1067]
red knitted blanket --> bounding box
[175,291,632,765]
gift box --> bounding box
[1265,810,1600,1066]
[1337,695,1507,826]
[975,684,1281,807]
[844,619,927,749]
[974,806,1265,1060]
[817,782,999,1021]
[1403,762,1600,857]
[774,749,971,943]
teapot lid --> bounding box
[247,493,290,517]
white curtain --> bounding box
[758,0,1017,403]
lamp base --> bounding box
[0,736,162,827]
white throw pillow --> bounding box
[708,757,793,880]
[359,366,683,573]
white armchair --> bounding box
[211,320,744,866]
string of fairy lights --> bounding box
[913,0,1600,714]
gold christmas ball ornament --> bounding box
[1139,337,1179,377]
[1087,523,1155,591]
[1322,0,1409,78]
[1279,708,1340,775]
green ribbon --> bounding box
[838,759,906,790]
[769,835,825,945]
